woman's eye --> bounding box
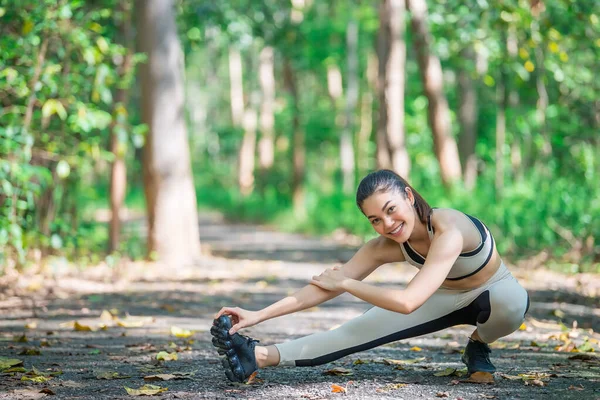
[371,218,380,225]
[388,206,396,213]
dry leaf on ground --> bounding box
[382,357,426,365]
[434,367,456,377]
[124,384,168,396]
[143,372,195,381]
[155,351,178,361]
[524,379,545,387]
[436,392,450,398]
[463,372,495,384]
[331,384,346,393]
[96,371,131,380]
[376,383,407,392]
[410,346,422,352]
[0,358,23,370]
[170,326,194,338]
[323,367,353,376]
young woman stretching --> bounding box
[210,169,530,383]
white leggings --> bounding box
[275,263,529,366]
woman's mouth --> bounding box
[388,223,404,236]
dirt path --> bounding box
[1,213,599,399]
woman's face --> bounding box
[361,188,416,243]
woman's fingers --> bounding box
[214,306,237,319]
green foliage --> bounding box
[0,0,141,270]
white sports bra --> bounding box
[399,211,494,280]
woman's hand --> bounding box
[310,265,349,291]
[214,307,261,335]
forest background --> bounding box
[1,0,598,275]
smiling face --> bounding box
[360,188,416,243]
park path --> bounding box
[1,212,599,399]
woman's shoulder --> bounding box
[364,235,405,263]
[430,208,487,245]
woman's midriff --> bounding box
[440,249,502,290]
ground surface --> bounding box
[1,213,599,399]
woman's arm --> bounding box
[215,236,404,333]
[255,236,404,323]
[337,227,463,314]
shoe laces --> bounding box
[470,340,491,359]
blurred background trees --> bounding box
[1,0,598,274]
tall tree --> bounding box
[406,0,462,186]
[258,46,275,170]
[283,58,305,218]
[457,46,478,191]
[377,0,409,179]
[109,0,134,253]
[136,0,201,266]
[229,48,245,127]
[341,18,358,193]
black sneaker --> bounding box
[461,338,496,374]
[210,315,259,383]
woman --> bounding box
[210,169,530,383]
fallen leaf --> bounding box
[436,392,450,398]
[143,372,194,381]
[478,395,496,399]
[410,346,422,352]
[568,353,599,363]
[331,384,346,393]
[25,322,38,330]
[434,367,456,377]
[18,348,41,356]
[568,385,585,391]
[3,366,27,373]
[382,357,426,365]
[89,349,101,355]
[518,323,527,331]
[353,359,368,365]
[170,326,194,338]
[499,373,522,380]
[553,309,566,319]
[463,372,495,384]
[156,351,177,361]
[245,370,260,385]
[124,384,168,396]
[0,358,24,370]
[524,379,545,387]
[39,388,55,395]
[21,375,52,383]
[15,334,28,343]
[117,320,145,328]
[375,383,407,392]
[100,310,114,321]
[96,371,131,380]
[448,380,460,386]
[323,367,353,376]
[74,321,94,332]
[160,304,176,313]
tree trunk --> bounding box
[406,0,461,186]
[229,48,245,127]
[109,0,134,253]
[136,0,201,266]
[341,19,358,193]
[283,58,305,218]
[376,1,392,170]
[258,46,275,170]
[357,52,377,176]
[380,0,409,179]
[238,106,258,196]
[457,46,478,191]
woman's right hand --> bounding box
[214,307,261,335]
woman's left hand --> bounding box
[310,266,348,291]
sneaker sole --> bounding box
[211,316,248,383]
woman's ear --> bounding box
[405,187,415,206]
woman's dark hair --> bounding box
[356,169,432,223]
